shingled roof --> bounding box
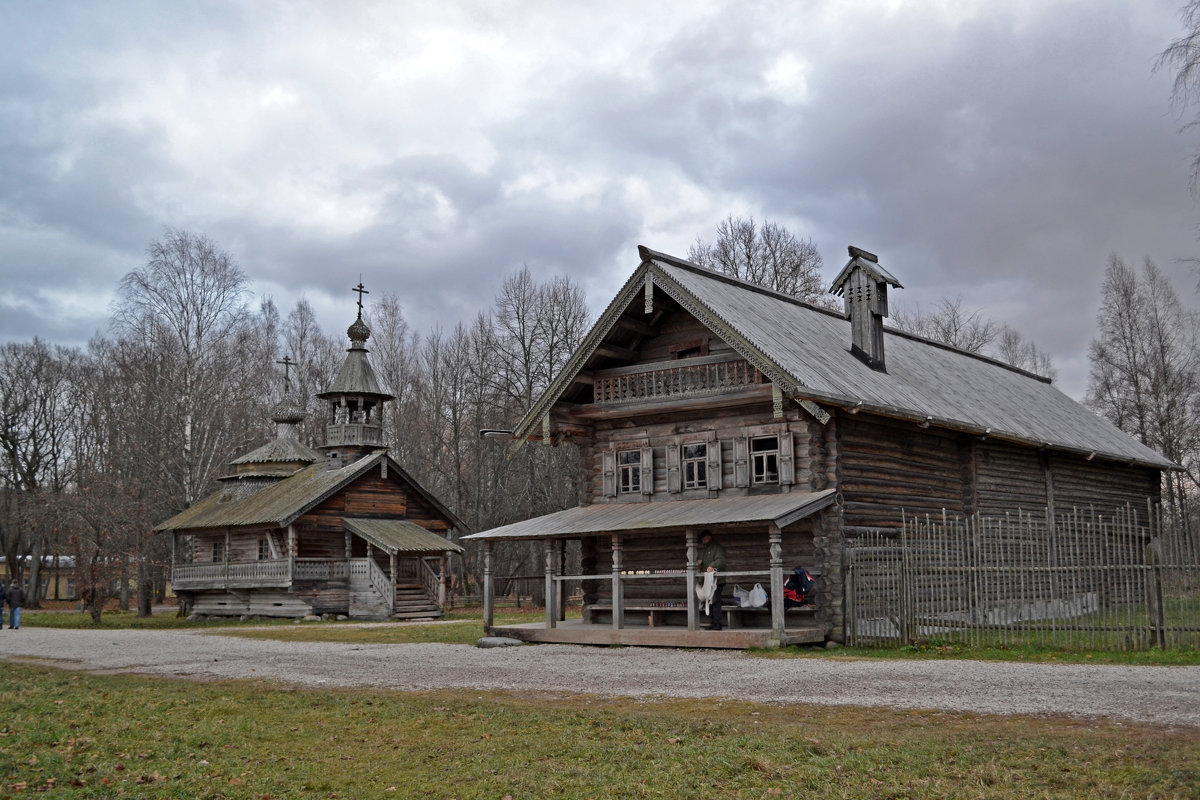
[515,246,1173,470]
[156,451,468,533]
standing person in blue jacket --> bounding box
[6,580,25,629]
[698,530,726,630]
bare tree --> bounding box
[284,298,342,448]
[688,216,825,301]
[1087,254,1200,527]
[995,325,1057,379]
[113,229,253,506]
[1158,1,1200,186]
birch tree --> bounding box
[113,229,253,506]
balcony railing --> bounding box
[594,355,763,406]
[173,558,348,590]
[325,424,384,446]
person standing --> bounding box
[6,580,24,629]
[698,530,726,630]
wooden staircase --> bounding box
[393,582,443,620]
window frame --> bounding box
[750,435,779,485]
[682,442,708,490]
[618,449,642,494]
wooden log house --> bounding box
[464,246,1172,649]
[157,293,466,620]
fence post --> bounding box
[899,522,913,645]
[1146,541,1167,649]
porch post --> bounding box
[345,531,352,559]
[483,540,494,630]
[287,525,296,583]
[439,555,447,609]
[389,552,398,611]
[557,539,567,622]
[543,538,556,629]
[769,524,785,644]
[685,528,698,631]
[611,533,624,630]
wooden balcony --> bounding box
[173,558,347,590]
[324,424,384,446]
[594,355,763,406]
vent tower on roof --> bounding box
[829,246,903,371]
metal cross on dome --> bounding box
[276,355,295,393]
[353,280,369,317]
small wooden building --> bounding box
[158,301,466,620]
[465,245,1172,648]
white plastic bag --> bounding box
[733,584,751,608]
[696,571,716,613]
[748,583,768,608]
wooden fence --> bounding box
[845,506,1200,649]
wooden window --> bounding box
[212,541,224,563]
[618,450,641,494]
[682,443,708,489]
[751,436,779,484]
[258,537,269,561]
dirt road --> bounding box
[3,627,1197,727]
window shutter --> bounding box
[707,437,722,491]
[779,431,795,485]
[666,443,681,494]
[640,446,654,495]
[734,436,749,487]
[602,449,617,497]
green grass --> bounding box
[0,662,1196,799]
[758,640,1200,666]
[20,609,295,630]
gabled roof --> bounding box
[463,490,837,541]
[344,518,464,554]
[156,451,468,533]
[515,246,1173,470]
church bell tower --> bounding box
[318,282,395,469]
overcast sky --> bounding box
[2,0,1198,399]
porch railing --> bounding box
[173,559,291,589]
[174,558,347,589]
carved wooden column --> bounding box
[439,555,448,610]
[389,552,398,612]
[482,540,494,630]
[287,525,296,584]
[557,539,567,622]
[611,533,624,630]
[685,529,698,631]
[544,538,556,629]
[769,524,785,644]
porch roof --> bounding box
[463,489,837,541]
[344,518,464,555]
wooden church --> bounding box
[158,288,465,620]
[464,246,1171,648]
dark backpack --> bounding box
[783,567,814,608]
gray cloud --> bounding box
[0,0,1196,400]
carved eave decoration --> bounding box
[511,246,831,445]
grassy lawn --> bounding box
[1,662,1196,799]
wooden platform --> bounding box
[487,619,826,649]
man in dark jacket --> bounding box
[6,580,25,629]
[698,530,726,630]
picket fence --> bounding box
[845,506,1200,649]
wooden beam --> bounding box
[595,343,640,362]
[616,317,659,336]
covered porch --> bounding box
[466,490,836,649]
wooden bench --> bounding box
[587,598,814,629]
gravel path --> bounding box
[2,627,1198,727]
